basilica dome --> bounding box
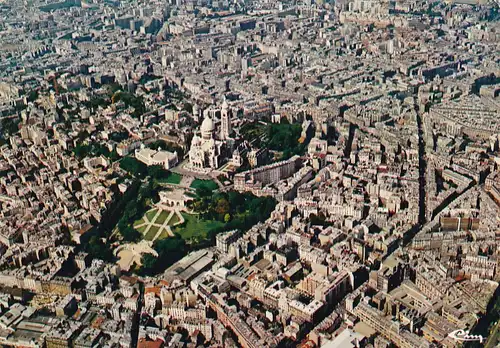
[201,116,215,139]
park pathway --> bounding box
[142,208,162,237]
[153,210,175,240]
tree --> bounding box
[182,102,193,114]
[214,198,230,215]
[0,117,19,136]
[192,200,207,214]
[108,150,120,162]
[264,122,307,160]
[120,157,147,177]
[114,92,146,118]
[123,200,138,220]
[153,235,186,269]
[86,236,113,261]
[140,253,158,275]
[224,213,231,223]
[147,165,168,179]
[120,225,141,242]
[109,131,129,142]
[228,191,245,211]
[310,212,329,226]
[196,186,212,198]
[106,83,122,96]
[73,144,90,159]
[27,90,39,102]
[77,130,90,142]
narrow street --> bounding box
[416,108,427,226]
[344,123,357,160]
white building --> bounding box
[135,146,178,169]
[188,114,223,171]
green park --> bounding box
[86,154,277,276]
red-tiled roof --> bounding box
[145,287,161,296]
[138,338,164,348]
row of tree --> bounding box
[117,180,161,242]
[84,179,142,261]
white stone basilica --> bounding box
[188,99,233,171]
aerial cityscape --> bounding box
[0,0,499,346]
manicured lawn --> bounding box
[156,210,170,225]
[157,229,171,240]
[144,225,160,241]
[133,218,145,227]
[146,209,158,222]
[160,172,182,185]
[190,179,218,191]
[168,213,180,226]
[136,225,147,234]
[173,213,223,239]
